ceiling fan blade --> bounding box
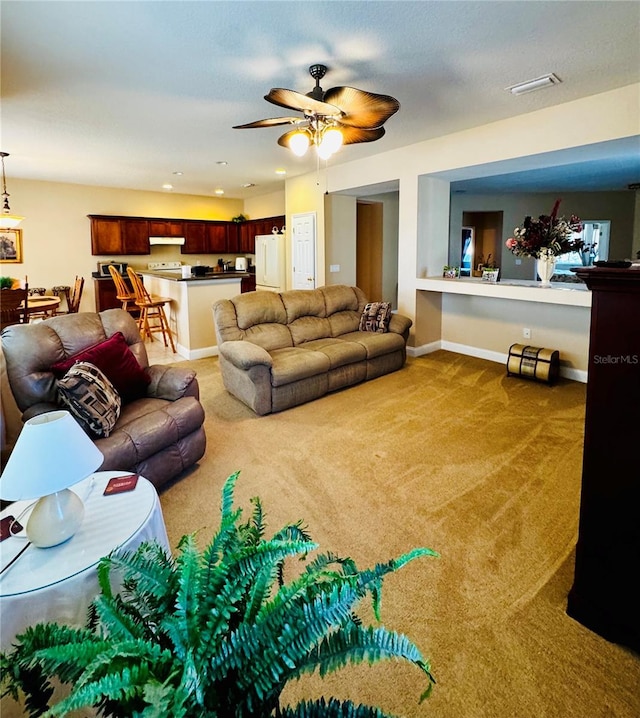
[338,125,386,145]
[233,117,302,129]
[323,86,400,129]
[266,88,341,117]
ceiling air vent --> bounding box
[506,73,561,96]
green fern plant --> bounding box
[1,471,438,717]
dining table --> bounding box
[23,294,61,319]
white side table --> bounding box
[0,471,170,649]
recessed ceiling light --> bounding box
[506,73,561,96]
[162,184,173,190]
[214,188,225,195]
[275,168,286,175]
[216,161,229,166]
[241,183,256,188]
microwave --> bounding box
[97,261,128,277]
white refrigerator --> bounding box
[255,233,285,292]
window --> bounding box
[555,221,610,275]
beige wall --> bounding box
[2,180,291,313]
[290,83,640,358]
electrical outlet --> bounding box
[523,328,531,339]
[329,264,340,273]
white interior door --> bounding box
[292,212,316,290]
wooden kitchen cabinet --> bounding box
[89,215,149,255]
[148,219,184,237]
[237,216,285,254]
[566,267,640,652]
[181,221,208,254]
[241,274,256,293]
[89,214,285,257]
[121,219,150,254]
[94,276,137,313]
[208,222,228,253]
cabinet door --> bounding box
[121,219,150,254]
[207,222,228,252]
[182,222,207,254]
[241,275,256,293]
[239,223,255,254]
[91,217,123,255]
[226,223,240,253]
[149,220,184,237]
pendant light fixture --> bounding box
[0,152,25,229]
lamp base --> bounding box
[26,489,85,548]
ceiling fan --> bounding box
[233,64,400,160]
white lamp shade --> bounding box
[0,410,103,500]
[288,130,310,157]
[317,127,344,159]
[0,213,24,229]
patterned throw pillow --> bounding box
[57,361,121,438]
[359,302,392,333]
[51,331,150,403]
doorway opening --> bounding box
[461,211,504,275]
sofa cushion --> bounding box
[269,347,331,387]
[301,338,367,369]
[235,291,288,329]
[320,285,360,315]
[340,330,406,359]
[57,361,121,438]
[359,302,392,333]
[52,331,150,402]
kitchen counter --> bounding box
[139,271,245,359]
[139,269,250,282]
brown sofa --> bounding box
[1,309,206,489]
[213,285,412,415]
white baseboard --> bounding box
[408,340,587,383]
[176,344,219,361]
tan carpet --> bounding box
[160,351,640,718]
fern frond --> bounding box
[47,663,154,716]
[280,696,397,717]
[220,470,241,521]
[170,534,202,660]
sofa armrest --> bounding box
[389,312,412,337]
[219,340,273,371]
[146,365,199,401]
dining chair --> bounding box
[0,286,29,330]
[67,276,85,313]
[53,276,84,315]
[126,267,176,352]
[108,265,136,313]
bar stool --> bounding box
[126,267,176,353]
[108,265,136,313]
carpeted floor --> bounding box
[160,351,640,718]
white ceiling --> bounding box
[2,1,639,200]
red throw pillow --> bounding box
[52,331,150,402]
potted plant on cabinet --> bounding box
[1,472,438,717]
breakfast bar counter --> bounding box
[139,270,243,359]
[415,275,593,379]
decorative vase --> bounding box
[536,254,556,287]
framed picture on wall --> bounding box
[0,229,23,263]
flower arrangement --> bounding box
[505,200,583,259]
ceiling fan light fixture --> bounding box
[289,130,310,157]
[317,127,343,160]
[0,152,24,229]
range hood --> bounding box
[149,236,185,246]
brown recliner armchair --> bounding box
[1,309,206,490]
